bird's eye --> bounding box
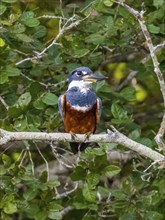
[76,71,82,76]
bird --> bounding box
[58,66,106,153]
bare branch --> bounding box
[0,128,164,162]
[117,70,137,91]
[117,1,165,151]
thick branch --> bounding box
[0,128,164,162]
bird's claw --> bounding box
[70,132,77,141]
[84,132,92,142]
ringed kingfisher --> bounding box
[58,67,106,153]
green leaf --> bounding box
[0,72,8,84]
[16,33,33,42]
[111,118,133,125]
[20,11,34,21]
[73,49,90,58]
[106,16,114,29]
[103,0,114,7]
[33,100,46,110]
[71,166,87,181]
[39,171,48,183]
[17,92,31,107]
[45,179,60,189]
[48,211,62,220]
[86,173,100,189]
[1,0,17,3]
[120,87,135,101]
[42,93,58,106]
[85,33,105,45]
[103,165,121,178]
[97,186,112,197]
[83,184,97,203]
[2,154,11,168]
[148,24,160,34]
[0,38,5,47]
[33,25,47,38]
[35,210,47,220]
[12,23,26,34]
[48,202,62,211]
[0,5,7,15]
[0,165,6,175]
[23,188,38,201]
[144,211,163,220]
[136,137,153,147]
[153,0,164,8]
[119,212,138,220]
[6,66,21,76]
[4,202,17,214]
[111,103,128,119]
[24,18,40,27]
[128,129,141,139]
[26,204,40,216]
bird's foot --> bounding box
[84,132,92,142]
[70,132,77,141]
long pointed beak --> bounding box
[82,73,107,83]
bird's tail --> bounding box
[70,142,99,154]
[70,142,89,154]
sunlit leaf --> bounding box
[4,202,17,214]
[86,173,100,189]
[48,211,62,220]
[17,92,31,107]
[2,154,11,167]
[103,165,121,178]
[83,184,97,203]
[103,0,114,7]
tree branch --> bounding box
[0,128,164,163]
[117,1,165,152]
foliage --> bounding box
[0,0,165,219]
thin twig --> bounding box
[38,15,67,20]
[0,95,9,110]
[50,141,75,169]
[20,71,67,89]
[34,142,50,181]
[55,182,78,199]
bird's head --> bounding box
[68,67,106,90]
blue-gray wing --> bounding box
[96,97,102,123]
[58,94,66,120]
